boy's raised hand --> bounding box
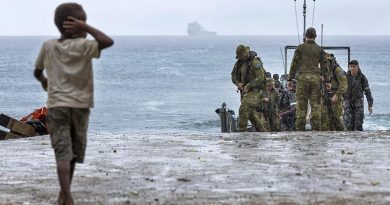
[63,16,113,50]
[63,16,87,34]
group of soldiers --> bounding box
[231,27,373,132]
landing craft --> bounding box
[216,0,351,132]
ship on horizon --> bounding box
[187,21,217,36]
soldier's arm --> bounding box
[231,62,241,86]
[279,95,293,116]
[245,60,265,91]
[335,67,348,97]
[257,90,267,102]
[288,48,301,81]
[319,49,329,80]
[362,74,373,107]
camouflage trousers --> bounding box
[295,74,321,131]
[238,91,266,132]
[344,99,364,131]
[320,97,345,131]
[262,113,280,132]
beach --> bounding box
[1,131,390,204]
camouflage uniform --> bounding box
[259,80,280,132]
[320,55,348,131]
[278,89,296,131]
[288,28,328,131]
[319,91,331,131]
[231,45,266,132]
[343,65,373,131]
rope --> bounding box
[294,0,301,44]
[312,0,316,26]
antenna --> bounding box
[292,0,318,44]
[321,24,323,47]
[303,0,307,42]
[312,0,316,26]
[294,0,301,44]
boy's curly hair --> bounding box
[54,3,85,33]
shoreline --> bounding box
[1,131,390,204]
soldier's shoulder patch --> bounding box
[254,62,263,69]
[336,67,346,76]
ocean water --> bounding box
[0,36,389,133]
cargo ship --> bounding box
[187,21,217,36]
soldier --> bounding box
[320,54,348,131]
[266,72,272,79]
[273,73,282,93]
[259,79,280,132]
[287,27,328,131]
[274,82,281,95]
[231,45,267,132]
[344,60,373,131]
[279,79,296,131]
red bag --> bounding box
[20,107,48,123]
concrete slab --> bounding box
[1,131,390,204]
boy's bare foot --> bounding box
[57,192,74,205]
[65,197,74,205]
[57,191,65,205]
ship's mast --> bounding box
[285,0,351,75]
[294,0,309,42]
[303,0,307,42]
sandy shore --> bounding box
[1,131,390,205]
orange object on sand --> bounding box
[20,107,48,123]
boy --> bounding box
[34,3,113,204]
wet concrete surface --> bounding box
[1,131,390,204]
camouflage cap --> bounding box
[305,27,317,38]
[236,45,250,59]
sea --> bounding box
[0,36,389,134]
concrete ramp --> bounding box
[1,131,390,204]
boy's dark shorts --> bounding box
[47,107,90,163]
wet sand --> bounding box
[1,131,390,205]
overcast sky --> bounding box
[1,0,389,36]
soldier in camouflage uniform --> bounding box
[343,60,373,131]
[278,80,296,131]
[273,74,282,94]
[231,45,267,132]
[288,27,328,131]
[319,54,348,131]
[258,79,280,132]
[265,72,272,79]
